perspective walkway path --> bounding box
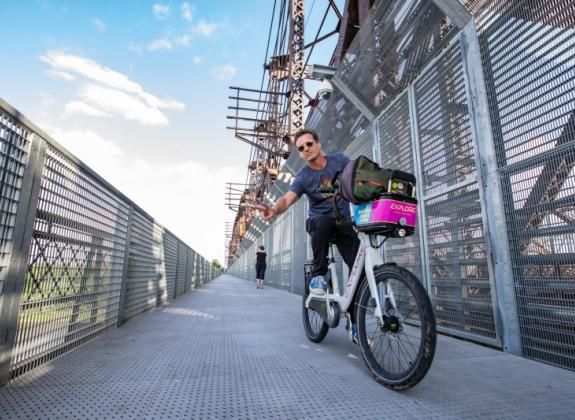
[0,274,574,419]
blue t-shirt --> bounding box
[289,154,352,220]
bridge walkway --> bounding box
[0,274,574,419]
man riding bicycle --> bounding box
[256,129,360,336]
[256,129,437,388]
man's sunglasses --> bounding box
[297,141,315,152]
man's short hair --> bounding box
[259,245,265,251]
[294,129,319,142]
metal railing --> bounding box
[228,0,575,371]
[0,99,219,385]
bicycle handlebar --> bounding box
[316,187,337,194]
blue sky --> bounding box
[0,0,342,263]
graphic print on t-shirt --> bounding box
[319,175,333,199]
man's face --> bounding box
[295,133,320,162]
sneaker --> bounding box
[350,323,358,344]
[309,276,327,296]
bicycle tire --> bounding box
[356,264,436,390]
[302,294,329,343]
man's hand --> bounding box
[253,204,276,222]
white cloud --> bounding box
[65,100,110,117]
[192,56,204,64]
[212,64,236,80]
[43,126,124,183]
[175,34,192,47]
[46,69,76,82]
[42,124,243,262]
[153,4,170,20]
[92,18,107,32]
[40,51,185,125]
[147,39,173,51]
[193,20,217,37]
[181,2,193,21]
[77,83,170,125]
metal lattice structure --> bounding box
[228,0,575,371]
[474,0,575,368]
[226,0,347,261]
[288,0,305,137]
[0,98,219,385]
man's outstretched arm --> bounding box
[255,191,299,221]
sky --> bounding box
[0,0,342,264]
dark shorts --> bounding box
[256,264,266,279]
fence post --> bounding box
[460,21,522,355]
[407,86,432,293]
[0,135,46,386]
[174,240,180,299]
[116,206,134,327]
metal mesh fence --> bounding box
[176,243,187,296]
[163,231,178,301]
[338,0,460,116]
[376,93,424,281]
[0,102,218,382]
[190,250,197,290]
[345,126,373,160]
[291,198,307,295]
[458,0,491,15]
[280,207,293,291]
[10,144,130,378]
[227,0,574,370]
[476,0,575,367]
[413,40,496,340]
[0,110,33,293]
[123,210,162,320]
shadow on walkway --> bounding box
[0,274,574,419]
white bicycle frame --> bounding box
[305,231,396,323]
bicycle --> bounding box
[302,170,436,390]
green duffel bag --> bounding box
[339,155,391,204]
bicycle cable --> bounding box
[369,235,387,249]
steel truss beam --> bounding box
[288,0,305,139]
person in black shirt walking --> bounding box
[255,246,267,289]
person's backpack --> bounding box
[339,155,391,204]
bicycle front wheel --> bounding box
[302,293,329,343]
[356,264,436,390]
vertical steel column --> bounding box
[185,248,190,292]
[407,86,432,292]
[174,240,180,299]
[116,206,134,327]
[460,22,521,355]
[157,228,166,305]
[370,118,385,264]
[371,118,381,164]
[290,207,295,294]
[288,0,305,138]
[0,135,46,386]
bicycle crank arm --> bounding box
[308,297,327,316]
[308,297,340,328]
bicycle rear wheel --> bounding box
[356,264,436,390]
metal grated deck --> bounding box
[1,274,574,419]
